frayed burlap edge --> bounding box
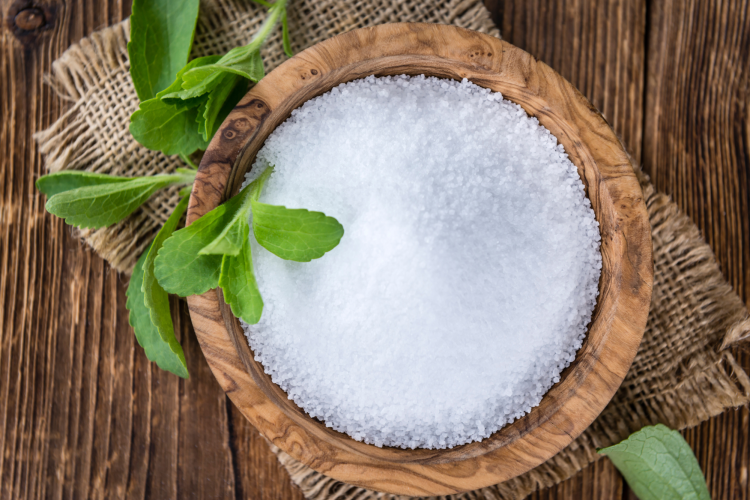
[265,171,750,500]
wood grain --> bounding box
[187,23,653,496]
[0,0,748,498]
[643,1,750,499]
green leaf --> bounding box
[248,165,275,201]
[251,202,344,262]
[195,100,209,142]
[198,209,248,256]
[44,173,191,229]
[155,190,250,296]
[219,226,264,324]
[36,171,129,196]
[158,55,223,105]
[127,243,189,378]
[143,195,190,345]
[130,97,209,156]
[182,50,265,89]
[128,0,201,101]
[199,167,272,256]
[202,74,248,142]
[282,11,293,57]
[191,72,247,142]
[598,425,710,500]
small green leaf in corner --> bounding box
[598,424,710,500]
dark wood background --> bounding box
[0,0,747,498]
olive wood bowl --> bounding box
[186,23,653,496]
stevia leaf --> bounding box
[143,195,190,346]
[182,50,265,89]
[219,226,264,324]
[196,100,209,142]
[36,171,130,197]
[158,55,223,106]
[193,73,246,142]
[44,175,177,229]
[128,0,201,101]
[198,211,248,256]
[199,167,272,256]
[154,190,249,296]
[127,244,189,378]
[248,165,274,201]
[251,201,344,262]
[203,74,248,142]
[598,424,710,500]
[282,11,293,57]
[130,97,209,155]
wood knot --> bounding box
[7,1,55,46]
[15,7,45,30]
[300,68,321,81]
[233,118,250,131]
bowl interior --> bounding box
[189,23,652,496]
[225,68,601,462]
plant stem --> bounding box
[219,0,289,65]
[179,153,199,169]
[166,168,197,186]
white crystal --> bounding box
[240,75,602,450]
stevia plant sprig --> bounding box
[155,166,345,325]
[36,165,344,380]
[129,0,291,156]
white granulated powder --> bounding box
[240,75,601,449]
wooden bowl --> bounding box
[187,23,653,496]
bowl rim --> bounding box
[187,22,653,496]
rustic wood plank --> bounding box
[528,459,623,500]
[644,1,750,500]
[645,0,750,307]
[176,299,236,499]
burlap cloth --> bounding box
[34,1,750,499]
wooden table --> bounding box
[1,0,747,498]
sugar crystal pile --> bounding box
[241,75,602,449]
